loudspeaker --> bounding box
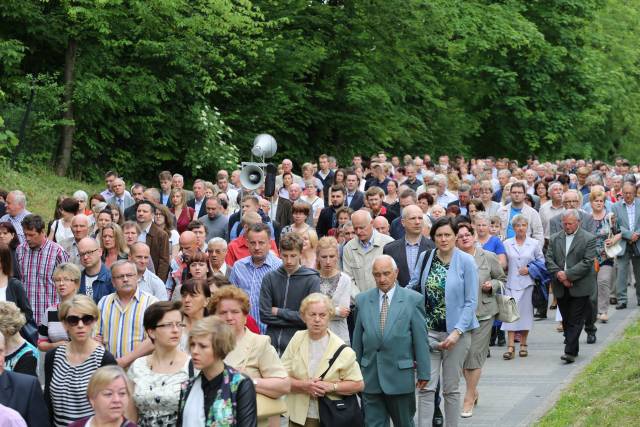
[240,162,265,190]
[251,134,277,158]
[264,163,277,197]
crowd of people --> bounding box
[0,152,637,427]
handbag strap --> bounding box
[319,344,348,380]
[416,249,436,294]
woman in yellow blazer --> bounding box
[281,293,364,427]
[210,286,290,427]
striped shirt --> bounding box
[47,345,116,427]
[229,253,282,333]
[0,209,31,244]
[98,289,158,358]
[16,239,70,324]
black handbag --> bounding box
[20,318,38,346]
[531,280,548,311]
[317,344,364,427]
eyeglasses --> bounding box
[65,314,96,326]
[79,248,100,257]
[156,322,186,329]
[113,273,137,280]
[457,233,473,240]
[54,277,76,284]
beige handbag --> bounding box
[256,393,287,419]
[496,282,520,323]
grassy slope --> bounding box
[0,165,102,223]
[537,317,640,426]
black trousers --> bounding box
[557,294,589,357]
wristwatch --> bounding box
[253,379,259,386]
[455,328,464,336]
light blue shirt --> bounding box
[625,201,636,231]
[379,284,397,311]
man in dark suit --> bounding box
[384,205,435,287]
[187,179,208,219]
[447,183,471,216]
[611,181,640,309]
[546,209,597,363]
[316,185,346,237]
[345,171,365,210]
[0,333,50,426]
[123,183,147,221]
[315,154,335,204]
[273,193,293,228]
[390,189,418,239]
[352,255,430,426]
[136,201,170,281]
[548,190,596,235]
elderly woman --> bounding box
[501,214,545,360]
[178,316,257,426]
[44,295,117,426]
[474,212,507,269]
[68,365,137,427]
[456,222,506,418]
[128,301,190,426]
[316,237,353,344]
[38,263,82,351]
[0,301,38,376]
[211,286,290,427]
[479,181,501,216]
[99,223,129,268]
[409,217,478,427]
[171,188,195,234]
[281,293,364,427]
[590,189,618,322]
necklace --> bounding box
[150,353,176,371]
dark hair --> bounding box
[330,185,346,196]
[510,182,526,193]
[210,274,232,289]
[468,199,485,212]
[558,174,570,186]
[446,205,461,216]
[110,205,124,225]
[430,216,458,240]
[399,189,417,202]
[89,193,106,205]
[187,220,207,233]
[418,192,434,205]
[455,221,475,236]
[98,209,114,221]
[52,195,67,221]
[22,214,46,233]
[104,170,118,179]
[0,222,20,250]
[186,251,212,276]
[280,233,304,253]
[246,222,271,238]
[158,171,172,181]
[333,169,347,184]
[143,300,183,338]
[59,197,80,215]
[292,202,310,216]
[137,200,156,213]
[180,278,212,316]
[217,197,228,210]
[0,246,12,276]
[535,180,549,195]
[524,194,535,207]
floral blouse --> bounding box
[593,216,614,265]
[424,256,449,332]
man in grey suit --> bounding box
[383,205,435,287]
[546,210,597,363]
[610,181,640,309]
[352,255,430,426]
[548,190,596,235]
[107,178,135,213]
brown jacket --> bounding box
[145,223,170,281]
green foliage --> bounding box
[1,0,639,178]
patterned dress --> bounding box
[424,257,449,332]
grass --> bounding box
[0,164,102,223]
[537,316,640,426]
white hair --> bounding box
[73,190,89,201]
[9,190,26,207]
[208,237,228,249]
[374,254,397,271]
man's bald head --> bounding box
[179,231,198,258]
[71,214,90,241]
[372,216,390,235]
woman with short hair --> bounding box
[0,301,38,376]
[68,365,137,427]
[281,202,311,238]
[44,294,117,426]
[281,293,364,427]
[177,316,257,426]
[128,301,191,426]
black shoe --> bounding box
[432,406,444,427]
[610,297,618,305]
[561,354,575,364]
[587,333,597,344]
[534,311,547,319]
[497,330,506,347]
[616,303,627,310]
[489,326,497,347]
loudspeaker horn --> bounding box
[240,162,265,190]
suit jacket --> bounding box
[275,197,293,228]
[123,202,138,221]
[546,228,597,299]
[549,209,596,236]
[0,370,50,427]
[316,205,340,237]
[611,198,640,255]
[383,237,435,287]
[352,285,430,395]
[107,193,135,212]
[145,223,170,281]
[473,248,506,320]
[187,197,208,219]
[345,191,365,211]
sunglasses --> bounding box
[65,314,96,326]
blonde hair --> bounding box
[53,263,82,285]
[170,188,187,208]
[300,228,318,250]
[316,236,339,256]
[98,223,129,256]
[87,365,133,399]
[189,316,236,359]
[0,301,26,336]
[300,293,335,318]
[59,294,100,322]
[589,188,606,202]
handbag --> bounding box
[495,282,520,323]
[604,214,623,258]
[20,318,38,346]
[256,393,287,419]
[531,280,548,311]
[317,344,364,427]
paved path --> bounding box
[456,291,639,426]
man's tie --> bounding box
[380,293,389,332]
[118,198,124,211]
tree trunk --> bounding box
[56,38,77,176]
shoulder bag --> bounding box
[318,344,364,427]
[496,282,520,323]
[604,213,623,259]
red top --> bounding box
[171,207,195,233]
[225,235,280,266]
[246,315,260,334]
